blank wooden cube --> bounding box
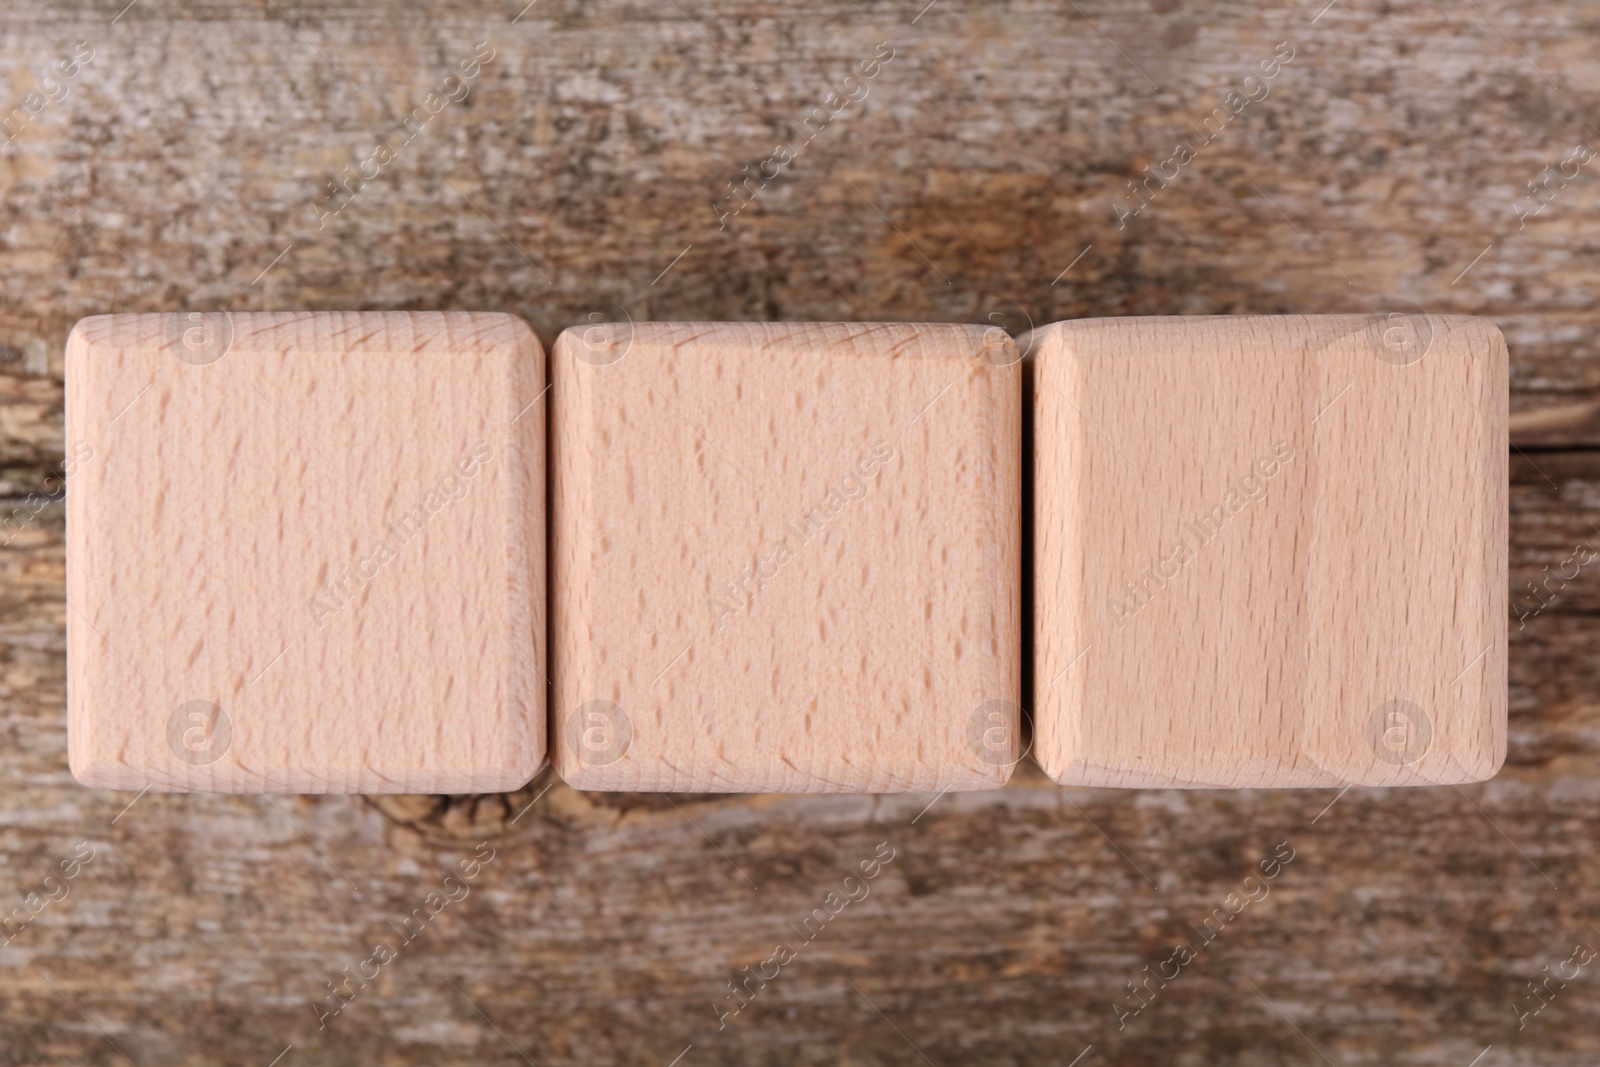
[66,312,546,793]
[1029,314,1506,788]
[552,322,1021,792]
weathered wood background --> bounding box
[2,0,1598,1063]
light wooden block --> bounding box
[551,321,1021,792]
[66,311,546,793]
[1028,314,1507,788]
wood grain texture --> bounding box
[65,311,546,793]
[0,0,1598,1063]
[552,321,1020,792]
[1029,314,1507,787]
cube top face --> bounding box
[552,321,1021,793]
[1030,314,1507,789]
[66,312,547,794]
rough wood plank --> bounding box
[1,0,1598,1064]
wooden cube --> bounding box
[551,322,1021,792]
[66,312,546,793]
[1028,314,1507,788]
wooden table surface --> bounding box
[2,1,1597,1064]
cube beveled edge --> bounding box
[65,310,549,795]
[1035,749,1506,790]
[552,318,1015,371]
[67,309,541,357]
[66,752,552,795]
[1021,311,1511,361]
[550,748,1017,796]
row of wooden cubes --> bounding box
[63,312,1507,795]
